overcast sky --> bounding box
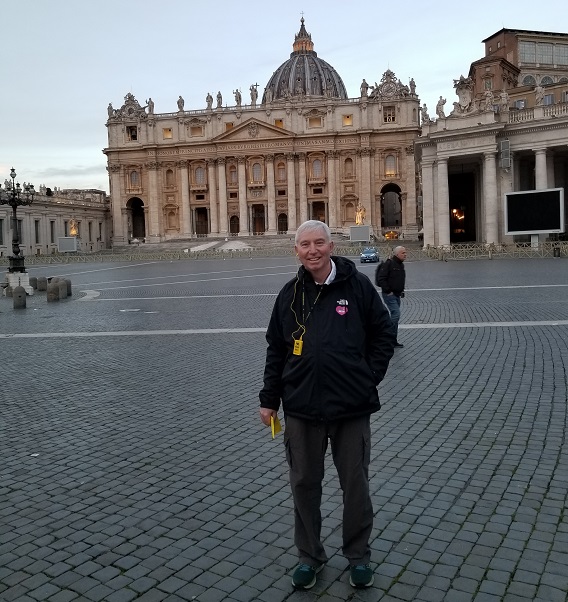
[2,0,566,193]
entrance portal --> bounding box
[312,202,326,222]
[127,197,146,239]
[195,208,209,236]
[252,204,265,234]
[229,215,239,235]
[448,173,476,242]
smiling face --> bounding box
[295,225,334,283]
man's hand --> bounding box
[260,407,277,426]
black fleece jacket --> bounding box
[259,256,395,421]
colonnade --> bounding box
[421,147,553,247]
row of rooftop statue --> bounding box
[106,74,419,119]
[107,74,551,121]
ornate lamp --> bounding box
[0,168,35,294]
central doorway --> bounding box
[448,173,476,242]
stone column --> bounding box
[404,145,418,235]
[217,159,228,235]
[483,152,498,245]
[178,160,191,238]
[534,148,548,190]
[287,153,297,232]
[146,161,161,242]
[207,159,219,235]
[360,148,372,224]
[147,119,155,144]
[298,153,308,225]
[238,157,248,234]
[327,150,338,228]
[421,159,435,247]
[109,164,126,245]
[266,155,277,234]
[437,158,450,247]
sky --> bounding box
[2,0,567,194]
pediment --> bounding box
[213,118,294,142]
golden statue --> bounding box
[355,203,366,225]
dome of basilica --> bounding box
[262,18,348,104]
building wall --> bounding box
[0,188,111,257]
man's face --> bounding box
[396,247,407,261]
[295,229,334,277]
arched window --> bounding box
[252,162,262,182]
[312,159,322,178]
[523,75,536,86]
[344,158,353,177]
[541,76,554,86]
[130,170,139,187]
[166,169,174,187]
[385,155,397,177]
[229,165,237,184]
[277,162,286,182]
[195,166,205,185]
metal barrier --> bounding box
[1,242,565,265]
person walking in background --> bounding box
[259,220,395,590]
[377,246,407,348]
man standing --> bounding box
[259,220,394,590]
[377,246,407,348]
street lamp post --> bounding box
[0,167,36,294]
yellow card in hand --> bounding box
[271,415,282,439]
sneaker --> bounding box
[292,562,324,589]
[394,341,404,348]
[349,564,374,588]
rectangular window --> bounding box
[190,126,203,137]
[88,222,93,242]
[383,106,396,123]
[342,115,353,126]
[313,187,323,194]
[64,220,69,236]
[536,43,553,64]
[50,221,55,244]
[35,220,40,244]
[196,194,205,200]
[99,223,103,241]
[126,126,138,141]
[0,218,3,245]
[277,189,286,196]
[515,99,526,109]
[543,94,554,106]
[308,117,322,128]
[77,221,81,238]
[162,128,173,139]
[225,122,234,131]
[562,91,568,103]
[274,119,284,128]
[229,192,238,199]
[519,41,536,63]
[555,44,568,65]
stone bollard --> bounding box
[58,280,68,299]
[47,281,59,302]
[29,276,38,290]
[13,286,27,309]
[5,286,13,297]
[37,276,48,291]
[65,279,72,296]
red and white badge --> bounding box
[336,299,348,315]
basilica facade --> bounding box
[103,19,421,245]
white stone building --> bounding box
[416,28,568,246]
[103,19,421,245]
[0,186,111,258]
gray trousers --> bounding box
[284,415,373,566]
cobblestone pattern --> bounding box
[1,257,567,601]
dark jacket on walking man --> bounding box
[376,246,407,347]
[259,220,395,591]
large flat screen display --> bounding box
[504,188,565,235]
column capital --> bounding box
[297,152,307,161]
[145,162,160,171]
[326,150,339,159]
[265,154,275,162]
[217,157,226,166]
[175,160,189,169]
[108,164,122,173]
[237,156,246,165]
[286,152,297,161]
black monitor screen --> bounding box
[505,189,563,234]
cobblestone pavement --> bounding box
[1,256,567,602]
